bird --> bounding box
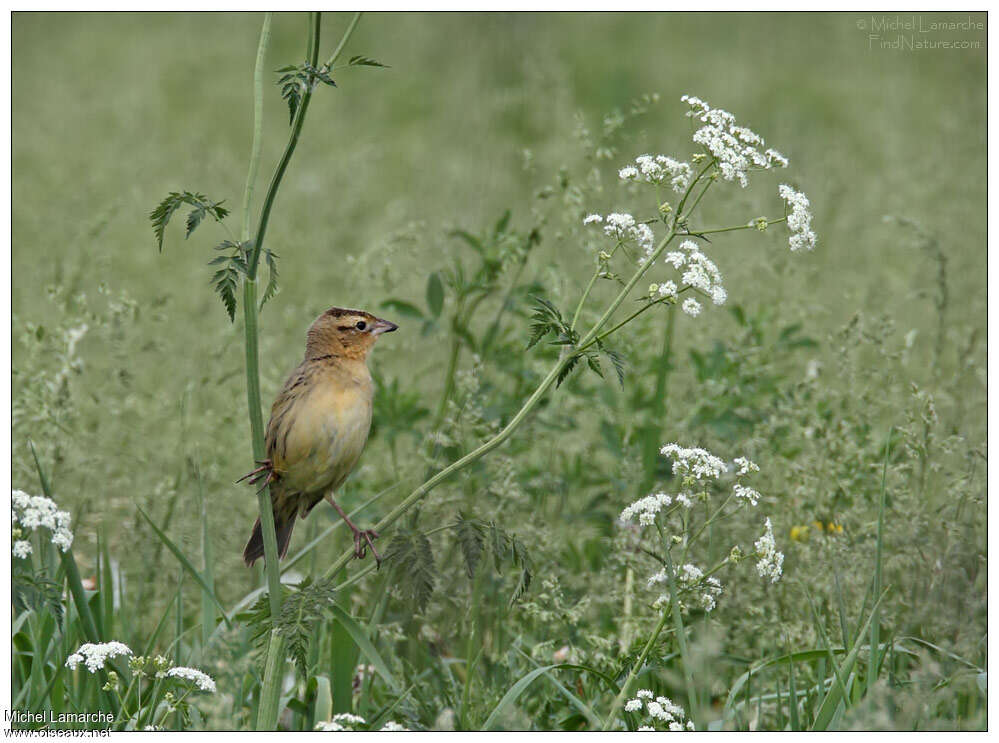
[240,307,398,567]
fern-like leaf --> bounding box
[455,514,485,579]
[348,55,388,68]
[150,191,228,251]
[260,249,280,310]
[275,576,338,678]
[556,354,582,387]
[385,531,436,612]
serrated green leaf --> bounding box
[348,55,388,68]
[455,515,485,579]
[385,531,436,612]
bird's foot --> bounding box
[351,527,382,568]
[236,459,274,488]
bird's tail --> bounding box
[243,506,297,567]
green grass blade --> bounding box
[136,504,231,628]
[313,674,332,729]
[519,653,602,729]
[867,427,892,693]
[328,604,400,693]
[483,664,558,730]
[811,590,888,731]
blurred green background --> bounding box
[13,11,986,589]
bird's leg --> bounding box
[325,494,381,567]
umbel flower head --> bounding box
[755,518,785,583]
[65,642,133,673]
[682,94,788,187]
[164,666,217,693]
[12,489,74,554]
[624,690,695,731]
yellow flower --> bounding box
[790,525,811,542]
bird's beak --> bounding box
[371,318,398,335]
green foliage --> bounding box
[277,62,336,124]
[149,191,229,252]
[244,576,338,678]
[384,530,435,612]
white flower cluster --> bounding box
[620,491,672,526]
[379,721,409,731]
[754,518,784,583]
[165,666,216,693]
[682,94,788,187]
[778,184,816,251]
[649,563,723,613]
[583,212,657,262]
[12,489,74,553]
[625,689,694,731]
[660,443,728,481]
[649,281,678,300]
[733,483,761,507]
[316,713,372,732]
[663,240,726,316]
[619,154,693,193]
[66,642,133,673]
[733,456,759,476]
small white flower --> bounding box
[621,492,672,527]
[636,689,654,700]
[754,518,785,583]
[13,540,32,559]
[682,298,702,317]
[669,721,684,731]
[660,443,727,480]
[733,457,759,476]
[12,489,73,553]
[778,184,816,252]
[675,493,692,508]
[380,721,409,731]
[583,213,603,225]
[733,483,761,507]
[637,726,656,732]
[625,699,643,712]
[657,281,678,299]
[65,642,132,673]
[683,94,786,189]
[165,666,216,693]
[618,166,640,181]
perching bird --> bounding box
[240,307,398,567]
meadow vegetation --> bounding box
[12,12,986,731]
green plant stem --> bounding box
[661,540,700,727]
[238,12,282,620]
[323,11,362,69]
[246,12,324,280]
[602,608,671,730]
[690,215,786,237]
[323,355,570,580]
[241,13,271,244]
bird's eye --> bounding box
[355,320,367,331]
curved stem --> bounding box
[240,13,281,619]
[602,608,671,730]
[323,355,570,579]
[246,13,323,279]
[690,215,786,237]
[241,13,271,244]
[324,11,363,69]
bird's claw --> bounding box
[236,459,275,488]
[351,528,381,568]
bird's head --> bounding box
[305,307,398,361]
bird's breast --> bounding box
[278,375,373,494]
